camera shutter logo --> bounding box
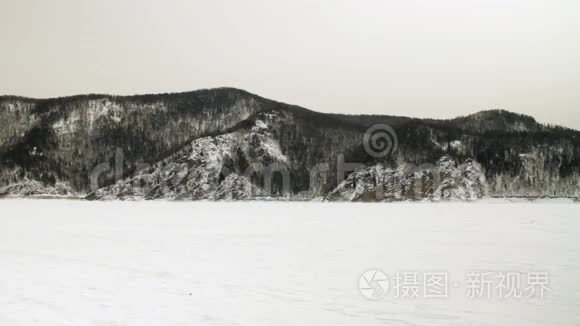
[359,269,389,300]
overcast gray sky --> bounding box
[1,0,579,129]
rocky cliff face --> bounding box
[0,88,578,201]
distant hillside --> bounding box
[1,88,578,200]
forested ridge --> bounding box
[1,88,578,199]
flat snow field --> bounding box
[0,200,578,326]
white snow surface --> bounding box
[0,200,578,326]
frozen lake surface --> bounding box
[0,200,578,326]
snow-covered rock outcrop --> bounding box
[325,156,487,202]
[0,178,76,198]
[86,113,288,200]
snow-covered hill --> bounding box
[1,88,578,201]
